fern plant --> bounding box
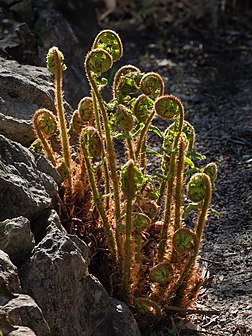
[31,29,217,328]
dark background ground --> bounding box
[0,0,251,334]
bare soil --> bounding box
[117,20,252,336]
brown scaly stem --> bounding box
[174,138,185,231]
[88,73,121,228]
[140,136,147,170]
[126,136,135,161]
[171,242,199,307]
[113,65,141,102]
[163,228,199,305]
[157,178,167,206]
[157,121,195,206]
[169,138,186,265]
[133,94,155,171]
[157,147,178,261]
[47,47,73,198]
[172,174,212,306]
[136,72,163,170]
[135,110,155,166]
[85,50,122,258]
[134,232,141,264]
[91,90,111,210]
[155,96,185,261]
[80,128,116,257]
[122,160,135,299]
[140,72,164,99]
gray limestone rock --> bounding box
[0,0,19,6]
[0,57,72,146]
[30,209,67,245]
[0,251,50,336]
[0,250,21,300]
[9,0,34,27]
[0,19,37,64]
[0,3,141,335]
[0,251,21,334]
[0,217,35,267]
[0,306,16,334]
[0,136,140,335]
[0,135,58,221]
[3,294,51,336]
[8,326,37,336]
[0,57,54,146]
[35,8,89,107]
[49,0,99,46]
[80,274,141,336]
[20,221,140,336]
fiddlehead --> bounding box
[135,297,162,320]
[154,94,184,120]
[32,108,57,166]
[46,46,66,74]
[173,227,197,256]
[133,212,151,263]
[85,48,113,74]
[133,94,154,124]
[114,104,134,133]
[92,29,123,62]
[149,261,172,284]
[187,173,209,202]
[70,110,83,134]
[81,126,102,158]
[203,162,217,191]
[113,65,142,101]
[78,97,95,125]
[187,173,212,244]
[140,72,164,98]
[114,104,135,160]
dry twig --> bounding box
[165,305,221,316]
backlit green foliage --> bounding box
[31,29,217,327]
